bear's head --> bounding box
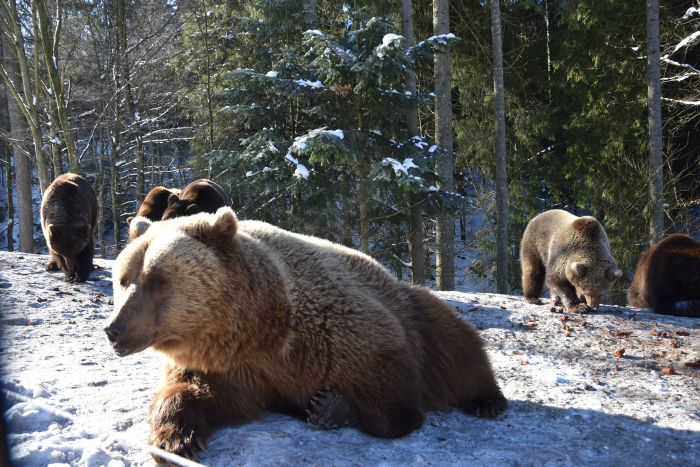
[104,207,238,361]
[161,193,201,220]
[567,261,623,309]
[45,222,92,270]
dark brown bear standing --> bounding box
[628,234,700,317]
[161,179,227,220]
[521,209,622,312]
[105,208,508,463]
[41,173,97,282]
[126,187,182,226]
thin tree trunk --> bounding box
[359,165,370,254]
[47,102,64,177]
[403,0,425,286]
[110,121,121,256]
[433,0,454,291]
[35,0,79,174]
[5,144,13,251]
[491,0,509,294]
[647,0,664,244]
[3,30,33,253]
[116,0,145,204]
[303,0,317,29]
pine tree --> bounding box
[198,0,464,271]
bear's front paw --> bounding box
[307,389,361,430]
[567,303,592,314]
[525,297,543,305]
[46,261,60,272]
[148,406,210,464]
[461,388,509,418]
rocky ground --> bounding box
[1,250,699,466]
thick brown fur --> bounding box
[126,187,182,226]
[41,174,97,282]
[161,179,227,220]
[105,208,507,463]
[628,234,700,317]
[521,209,622,312]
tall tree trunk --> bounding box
[110,121,122,256]
[4,144,13,251]
[47,102,64,177]
[116,0,145,204]
[403,0,426,286]
[491,0,509,294]
[647,0,664,244]
[359,165,370,254]
[3,32,33,253]
[0,0,50,193]
[303,0,317,29]
[2,77,14,251]
[35,0,79,174]
[433,0,454,291]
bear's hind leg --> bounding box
[306,389,361,430]
[341,348,426,439]
[522,254,546,304]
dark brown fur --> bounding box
[41,174,97,282]
[126,187,182,225]
[521,210,622,312]
[628,234,700,317]
[105,209,507,463]
[161,179,227,220]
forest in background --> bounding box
[2,0,700,304]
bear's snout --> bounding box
[104,322,125,343]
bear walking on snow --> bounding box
[521,209,622,312]
[161,179,227,220]
[105,208,508,462]
[628,234,700,317]
[41,174,97,282]
[126,187,182,226]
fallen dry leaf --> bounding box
[661,368,675,375]
[615,349,625,358]
[520,360,529,365]
[513,351,523,355]
[675,331,690,337]
[683,360,700,368]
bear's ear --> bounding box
[606,268,623,280]
[571,262,587,277]
[183,207,238,246]
[47,224,55,238]
[185,204,200,215]
[167,193,180,205]
[130,216,153,239]
[126,216,134,225]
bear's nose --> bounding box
[104,322,125,342]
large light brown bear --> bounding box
[105,208,507,463]
[521,209,622,312]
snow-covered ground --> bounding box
[1,251,699,466]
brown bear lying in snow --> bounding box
[628,234,700,317]
[104,208,507,462]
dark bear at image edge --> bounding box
[41,173,98,282]
[628,234,700,317]
[126,187,182,226]
[105,208,508,463]
[521,209,622,313]
[160,179,227,220]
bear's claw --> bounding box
[525,298,543,305]
[307,388,361,430]
[460,387,509,418]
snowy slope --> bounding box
[1,251,699,467]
